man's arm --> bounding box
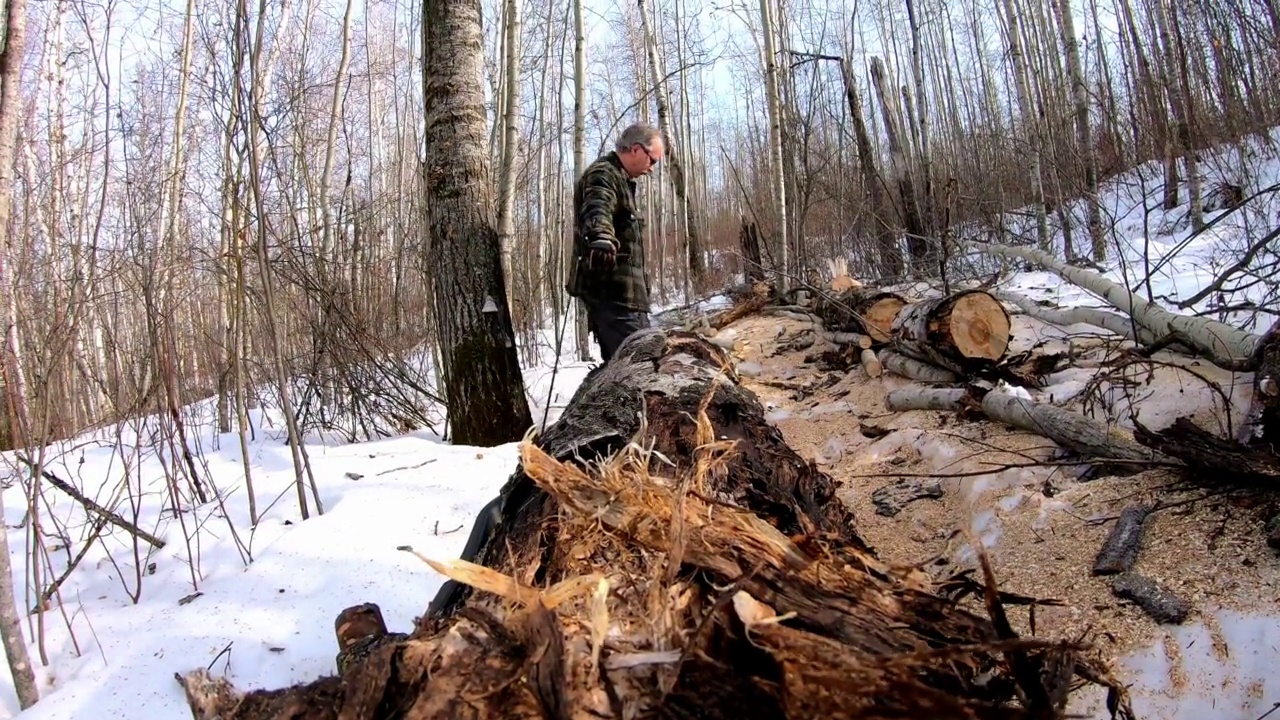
[578,167,618,247]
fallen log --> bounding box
[1110,573,1190,624]
[891,289,1012,375]
[1249,319,1280,449]
[1092,504,1152,576]
[709,281,775,329]
[1132,415,1280,485]
[980,388,1169,468]
[860,348,883,378]
[885,386,979,412]
[971,242,1260,368]
[995,291,1160,346]
[813,288,908,343]
[820,330,873,349]
[175,328,1131,720]
[879,348,960,383]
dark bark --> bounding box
[739,219,766,283]
[1250,319,1280,451]
[174,329,1133,720]
[838,53,903,278]
[1132,416,1280,486]
[421,0,533,446]
[1092,504,1152,576]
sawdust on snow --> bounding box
[715,311,1280,684]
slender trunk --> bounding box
[495,0,521,304]
[0,0,39,705]
[571,0,590,360]
[1053,0,1105,261]
[998,0,1050,252]
[758,0,789,289]
[244,0,324,519]
[636,0,705,293]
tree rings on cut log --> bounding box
[814,289,907,343]
[891,289,1012,375]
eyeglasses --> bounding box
[636,144,657,167]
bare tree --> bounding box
[0,0,40,708]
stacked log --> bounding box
[891,289,1012,375]
[175,328,1128,720]
[813,288,907,344]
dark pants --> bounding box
[585,299,650,363]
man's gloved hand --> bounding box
[586,238,617,271]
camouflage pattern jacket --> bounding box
[566,152,650,312]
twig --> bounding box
[15,454,166,549]
[376,458,439,476]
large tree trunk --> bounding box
[890,289,1011,375]
[422,0,533,446]
[175,329,1129,720]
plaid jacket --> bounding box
[566,152,650,312]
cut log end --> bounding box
[864,296,907,342]
[945,291,1012,361]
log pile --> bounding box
[175,329,1131,720]
[890,289,1012,375]
[812,288,907,343]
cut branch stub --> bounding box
[891,289,1012,375]
[814,288,907,343]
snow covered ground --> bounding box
[3,134,1280,719]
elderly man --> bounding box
[567,122,664,363]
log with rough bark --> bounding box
[813,288,907,343]
[1133,415,1280,485]
[891,289,1012,375]
[973,242,1260,367]
[980,388,1169,468]
[175,328,1131,720]
[1248,319,1280,449]
[708,281,775,329]
[820,330,872,349]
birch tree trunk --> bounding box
[757,0,789,289]
[571,0,591,361]
[421,0,534,447]
[495,0,521,302]
[0,0,40,707]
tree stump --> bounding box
[175,328,1130,720]
[891,289,1012,375]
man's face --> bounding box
[622,139,663,178]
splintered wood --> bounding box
[174,328,1130,720]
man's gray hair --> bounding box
[615,122,661,152]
